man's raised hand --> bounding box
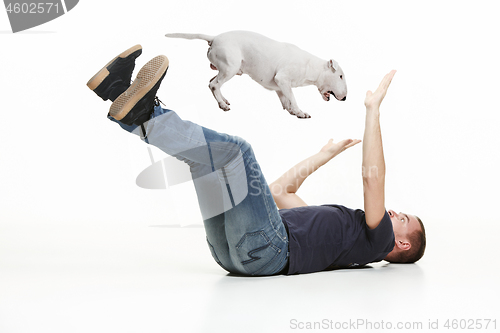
[320,138,362,159]
[364,70,396,111]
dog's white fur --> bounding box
[165,30,347,118]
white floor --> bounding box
[1,220,498,333]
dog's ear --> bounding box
[328,59,338,72]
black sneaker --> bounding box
[87,44,143,101]
[109,55,169,126]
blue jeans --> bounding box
[110,106,289,276]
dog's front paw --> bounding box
[218,101,231,111]
[290,109,311,119]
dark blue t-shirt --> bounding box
[279,204,395,275]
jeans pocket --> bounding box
[235,230,281,276]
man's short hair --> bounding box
[388,216,426,263]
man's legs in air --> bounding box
[87,47,289,276]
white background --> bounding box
[1,1,499,332]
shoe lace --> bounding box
[141,97,165,144]
[154,96,165,107]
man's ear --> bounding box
[328,59,337,72]
[396,239,411,251]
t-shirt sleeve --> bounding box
[365,210,395,255]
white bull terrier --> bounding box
[165,30,347,118]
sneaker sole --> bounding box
[109,55,169,121]
[86,44,142,91]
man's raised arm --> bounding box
[270,139,360,210]
[362,70,396,229]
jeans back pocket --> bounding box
[235,230,281,275]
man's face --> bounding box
[388,210,421,239]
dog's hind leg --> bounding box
[207,47,243,111]
[209,74,230,107]
[209,69,239,111]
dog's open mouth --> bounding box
[323,91,346,101]
[323,91,335,101]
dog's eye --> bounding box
[340,75,343,80]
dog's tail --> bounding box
[165,33,215,45]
